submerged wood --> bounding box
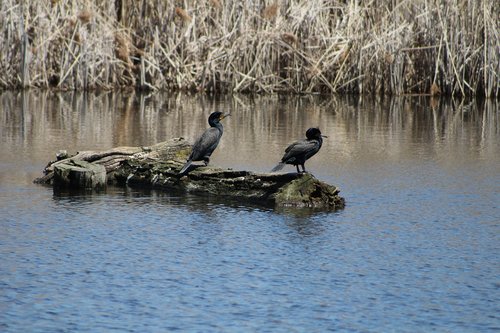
[34,138,345,209]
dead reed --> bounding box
[175,7,192,23]
[1,0,498,97]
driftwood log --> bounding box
[34,138,345,209]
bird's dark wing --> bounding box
[281,139,319,162]
[189,127,222,161]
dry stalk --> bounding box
[262,3,278,20]
[0,0,497,96]
[175,7,192,23]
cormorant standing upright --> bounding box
[271,127,327,173]
[179,111,230,175]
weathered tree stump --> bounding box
[53,159,106,189]
[34,138,345,210]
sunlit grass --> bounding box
[1,0,498,97]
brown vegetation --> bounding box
[1,0,498,96]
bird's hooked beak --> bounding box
[219,112,231,120]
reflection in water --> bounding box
[0,91,499,332]
[51,185,275,214]
[1,91,498,174]
[1,91,499,217]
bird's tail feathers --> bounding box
[179,160,192,175]
[271,163,285,172]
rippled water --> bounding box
[1,91,499,332]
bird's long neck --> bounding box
[309,135,322,147]
[210,121,223,133]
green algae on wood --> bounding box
[272,173,343,208]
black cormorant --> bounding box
[179,111,230,175]
[271,127,327,173]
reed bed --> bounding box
[1,0,498,97]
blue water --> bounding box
[1,92,499,332]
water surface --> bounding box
[1,91,499,332]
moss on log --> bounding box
[34,138,345,210]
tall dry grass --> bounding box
[1,0,498,97]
